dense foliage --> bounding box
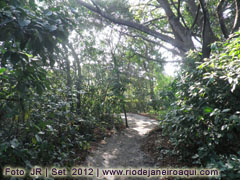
[0,1,125,178]
[0,1,166,179]
[1,0,240,179]
[161,32,240,179]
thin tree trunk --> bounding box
[19,97,25,122]
[68,43,82,113]
[62,44,73,112]
[123,103,128,128]
[111,51,129,128]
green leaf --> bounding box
[221,124,228,131]
[192,154,199,159]
[10,138,19,149]
[203,106,213,114]
[35,134,42,142]
[32,137,37,144]
[0,67,6,75]
[222,109,231,113]
[33,123,41,131]
[45,24,57,32]
[226,163,234,169]
[45,11,53,16]
[46,125,54,131]
[18,19,31,27]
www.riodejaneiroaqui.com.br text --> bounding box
[3,166,220,178]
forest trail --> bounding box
[85,113,159,180]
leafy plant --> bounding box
[161,31,240,179]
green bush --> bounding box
[161,31,240,179]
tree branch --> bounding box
[217,0,229,38]
[185,0,203,28]
[232,0,240,33]
[169,0,189,29]
[177,0,181,19]
[143,17,166,25]
[157,0,194,52]
[90,0,101,12]
[199,0,218,58]
[118,30,182,56]
[157,0,186,40]
[190,4,200,31]
[77,0,190,53]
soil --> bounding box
[83,113,159,180]
[141,126,183,168]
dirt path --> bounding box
[84,113,159,180]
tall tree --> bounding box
[76,0,240,58]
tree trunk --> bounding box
[123,103,128,128]
[112,51,129,128]
[68,43,82,113]
[62,44,73,111]
[199,0,218,58]
[232,0,240,32]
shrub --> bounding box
[161,31,240,179]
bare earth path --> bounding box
[84,113,159,180]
